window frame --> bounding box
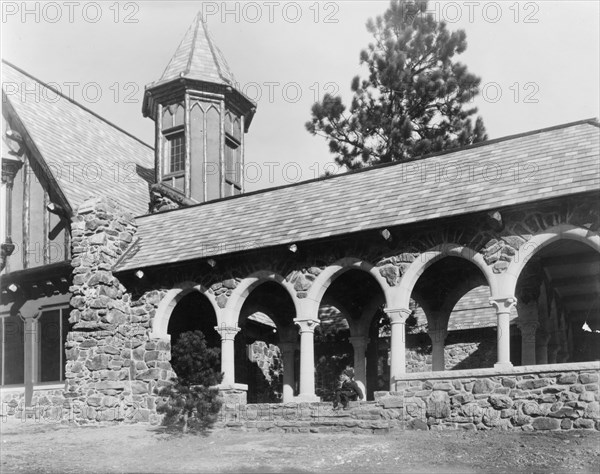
[38,305,69,384]
[224,133,242,192]
[162,126,186,178]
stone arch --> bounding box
[393,243,499,309]
[503,224,600,297]
[224,271,299,326]
[304,257,392,316]
[151,281,220,339]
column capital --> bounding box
[214,325,240,341]
[18,311,42,323]
[517,319,539,333]
[294,318,319,333]
[489,297,517,313]
[384,308,411,324]
[2,156,24,186]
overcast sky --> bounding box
[2,1,599,190]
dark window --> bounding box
[2,314,24,385]
[225,135,241,189]
[167,132,186,174]
[40,309,68,382]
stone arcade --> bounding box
[1,13,599,431]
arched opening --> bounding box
[407,256,495,372]
[316,269,385,401]
[515,239,600,365]
[167,290,220,375]
[237,281,296,403]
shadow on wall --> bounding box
[245,341,283,404]
[450,330,497,370]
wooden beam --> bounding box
[22,158,29,269]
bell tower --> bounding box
[143,13,256,204]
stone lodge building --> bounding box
[1,14,599,430]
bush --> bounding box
[157,330,223,434]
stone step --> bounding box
[216,400,399,433]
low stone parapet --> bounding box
[388,361,599,431]
[215,362,599,433]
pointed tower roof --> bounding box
[153,13,236,87]
[143,12,256,128]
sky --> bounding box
[2,0,599,191]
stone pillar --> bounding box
[215,325,240,386]
[66,196,167,423]
[21,312,40,406]
[428,327,448,372]
[517,320,539,366]
[384,308,410,389]
[536,329,550,365]
[279,341,296,402]
[490,297,517,369]
[293,318,320,401]
[349,335,369,398]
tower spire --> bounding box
[156,12,236,88]
[143,13,256,207]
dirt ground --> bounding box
[1,421,599,474]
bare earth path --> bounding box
[1,421,599,473]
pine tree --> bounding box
[306,0,487,170]
[157,330,223,434]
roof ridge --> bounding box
[1,59,154,150]
[132,118,600,220]
[202,18,231,84]
[185,13,202,77]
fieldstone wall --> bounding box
[217,362,599,433]
[65,197,174,423]
[1,386,66,421]
[392,362,600,431]
[248,341,282,382]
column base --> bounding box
[216,383,248,405]
[494,362,514,370]
[293,393,321,403]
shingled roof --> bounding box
[149,12,236,89]
[114,120,599,273]
[2,61,154,216]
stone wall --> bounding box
[391,362,600,431]
[216,362,599,433]
[64,197,174,423]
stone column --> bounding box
[293,318,320,401]
[536,329,550,365]
[517,320,539,366]
[428,327,448,372]
[490,297,517,369]
[215,325,240,386]
[349,335,369,398]
[21,312,40,406]
[384,308,410,389]
[279,341,296,402]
